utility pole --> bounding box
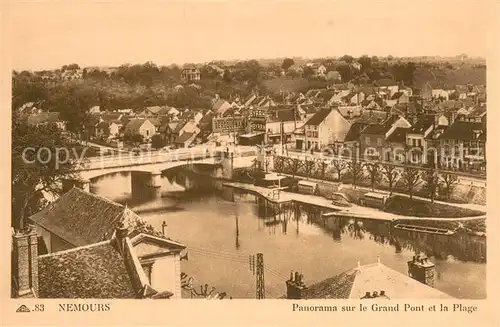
[256,253,265,299]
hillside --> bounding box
[413,66,486,88]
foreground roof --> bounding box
[304,262,452,299]
[28,188,143,247]
[38,240,137,299]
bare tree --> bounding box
[347,159,364,189]
[365,162,382,191]
[274,156,285,173]
[315,159,329,180]
[401,167,421,199]
[440,173,459,200]
[332,158,347,181]
[422,169,439,203]
[303,157,316,177]
[381,164,399,196]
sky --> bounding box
[5,0,495,71]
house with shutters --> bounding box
[438,118,486,172]
[295,107,351,151]
[359,114,412,161]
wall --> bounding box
[320,109,350,147]
[50,233,74,253]
[34,225,52,253]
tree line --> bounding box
[273,156,459,202]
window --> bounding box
[365,137,371,145]
[146,130,150,136]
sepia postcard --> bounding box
[1,0,499,326]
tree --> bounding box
[440,173,458,200]
[423,169,439,203]
[303,157,316,177]
[358,55,372,72]
[315,159,329,180]
[281,58,295,71]
[401,167,421,199]
[12,115,78,230]
[382,164,399,195]
[347,159,364,189]
[365,162,381,191]
[286,157,303,178]
[332,158,347,181]
[274,156,286,173]
[302,66,314,79]
[124,133,144,147]
[336,64,353,82]
[223,69,233,83]
[151,134,166,149]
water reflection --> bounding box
[90,171,486,299]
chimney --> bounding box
[407,253,436,287]
[285,271,308,299]
[12,225,38,297]
[115,219,129,255]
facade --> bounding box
[124,119,157,139]
[359,115,412,160]
[296,107,351,151]
[438,119,486,171]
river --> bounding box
[90,171,487,299]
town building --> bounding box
[21,187,187,299]
[295,107,351,151]
[124,119,157,140]
[181,65,201,82]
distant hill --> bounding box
[413,66,486,88]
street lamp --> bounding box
[162,221,167,236]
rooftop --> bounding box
[303,260,452,299]
[304,108,332,126]
[38,240,137,299]
[28,188,144,247]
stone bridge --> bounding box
[66,146,257,196]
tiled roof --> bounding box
[374,79,398,87]
[337,106,363,120]
[386,127,409,143]
[173,120,188,134]
[304,262,452,299]
[267,108,297,122]
[439,120,486,141]
[38,241,137,299]
[344,122,370,142]
[467,104,486,118]
[101,113,122,122]
[360,123,385,135]
[304,108,332,126]
[199,112,214,125]
[304,271,356,299]
[28,188,143,247]
[356,110,388,124]
[391,91,405,100]
[125,119,148,131]
[174,131,195,144]
[148,118,161,127]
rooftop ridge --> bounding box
[38,239,112,258]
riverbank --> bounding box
[223,182,486,234]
